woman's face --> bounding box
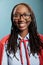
[13,5,32,31]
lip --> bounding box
[18,23,26,29]
[18,22,26,26]
[18,22,26,24]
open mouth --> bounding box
[18,22,26,24]
[18,22,26,27]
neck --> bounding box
[19,29,29,38]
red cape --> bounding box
[0,34,43,65]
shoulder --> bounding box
[38,34,43,65]
[0,34,10,56]
[39,34,43,39]
[0,34,10,65]
[39,34,43,42]
[1,34,10,45]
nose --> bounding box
[18,16,24,22]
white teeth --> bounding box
[19,23,26,27]
[18,22,26,27]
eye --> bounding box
[13,14,19,17]
[14,14,18,17]
[23,13,31,17]
[22,14,30,19]
[23,14,27,16]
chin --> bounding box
[18,27,27,32]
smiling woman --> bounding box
[12,4,31,33]
[0,3,43,65]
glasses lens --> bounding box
[13,13,30,20]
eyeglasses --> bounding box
[13,13,31,20]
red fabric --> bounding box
[20,39,30,65]
[23,40,30,65]
[38,34,43,65]
[0,41,3,65]
[0,34,10,65]
[1,34,10,45]
[0,34,43,65]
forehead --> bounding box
[13,5,30,14]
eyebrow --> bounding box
[13,12,31,15]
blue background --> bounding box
[0,0,43,39]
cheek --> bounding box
[13,17,18,23]
[26,16,32,22]
[26,18,32,26]
[13,20,18,25]
[26,21,31,27]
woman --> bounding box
[0,3,43,65]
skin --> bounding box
[13,5,32,38]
